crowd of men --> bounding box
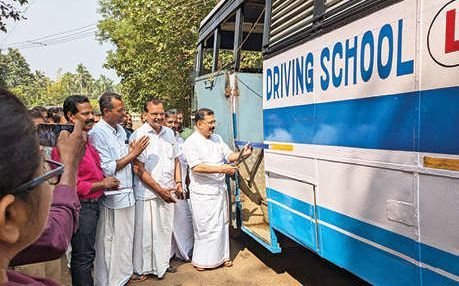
[25,92,252,286]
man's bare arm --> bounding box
[227,144,253,163]
[192,164,236,175]
[115,152,140,171]
[174,158,184,199]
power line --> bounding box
[1,23,97,48]
[7,31,96,50]
[31,27,97,42]
[0,0,38,43]
[6,28,98,48]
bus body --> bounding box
[194,0,459,285]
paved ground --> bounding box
[136,233,370,286]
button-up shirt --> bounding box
[130,123,179,200]
[89,118,135,209]
[184,131,232,195]
[51,141,105,200]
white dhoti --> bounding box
[171,198,194,261]
[133,198,174,277]
[94,205,135,286]
[189,189,230,268]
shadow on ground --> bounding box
[136,231,370,286]
[235,232,370,286]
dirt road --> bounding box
[137,233,369,286]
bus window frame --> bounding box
[196,5,264,77]
[263,0,402,59]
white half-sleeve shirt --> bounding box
[130,123,179,200]
[183,131,232,195]
[88,118,135,209]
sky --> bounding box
[0,0,119,82]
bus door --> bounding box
[194,72,242,235]
[232,72,281,253]
[194,0,280,253]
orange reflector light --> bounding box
[269,144,294,151]
[424,156,459,172]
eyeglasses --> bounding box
[11,159,64,195]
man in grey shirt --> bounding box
[89,92,149,286]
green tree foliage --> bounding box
[0,0,28,32]
[97,0,218,113]
[0,48,118,108]
[1,48,33,87]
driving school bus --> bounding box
[193,0,459,285]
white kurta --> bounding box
[183,131,233,268]
[94,205,135,286]
[90,119,136,286]
[130,124,179,277]
[171,135,194,261]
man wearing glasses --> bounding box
[89,92,150,286]
[130,99,183,281]
[50,95,120,286]
[184,108,252,271]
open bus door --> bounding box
[194,0,281,253]
[231,72,280,250]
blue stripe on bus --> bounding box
[266,188,459,280]
[319,223,421,286]
[269,199,318,251]
[235,140,269,149]
[422,268,459,286]
[267,188,419,261]
[318,204,420,262]
[267,188,315,218]
[263,86,459,155]
[421,243,459,278]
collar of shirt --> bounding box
[141,122,167,136]
[100,118,123,135]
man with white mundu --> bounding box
[184,108,252,270]
[131,99,183,280]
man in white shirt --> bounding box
[131,100,183,280]
[165,109,194,262]
[89,92,149,286]
[184,108,252,270]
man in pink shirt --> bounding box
[51,95,119,286]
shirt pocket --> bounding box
[162,143,175,178]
